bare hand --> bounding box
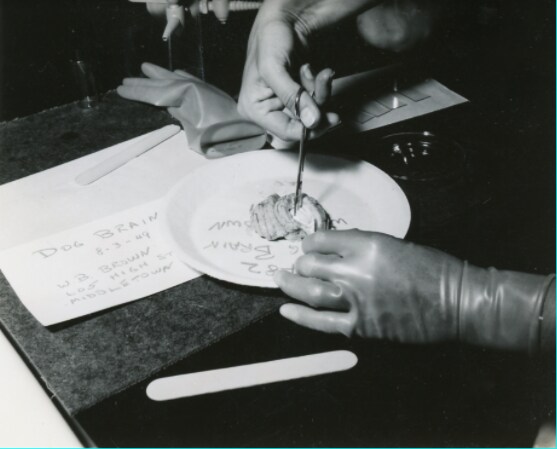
[237,0,380,144]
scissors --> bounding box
[293,86,312,214]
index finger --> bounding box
[313,68,335,106]
[257,24,321,128]
[302,229,366,256]
[260,59,321,129]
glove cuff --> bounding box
[458,263,553,355]
[539,276,556,354]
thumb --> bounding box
[257,22,321,128]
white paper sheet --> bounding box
[0,128,208,325]
[0,201,199,325]
[0,130,208,251]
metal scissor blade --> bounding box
[293,86,311,214]
[293,126,308,214]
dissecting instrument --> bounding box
[293,87,310,214]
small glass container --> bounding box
[70,59,99,109]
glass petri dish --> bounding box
[371,131,467,182]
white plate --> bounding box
[161,150,411,288]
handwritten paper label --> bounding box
[0,201,199,325]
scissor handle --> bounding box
[294,86,316,120]
[294,86,305,120]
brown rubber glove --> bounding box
[275,229,554,354]
[117,62,265,158]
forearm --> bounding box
[256,0,383,36]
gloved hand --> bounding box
[275,229,555,354]
[356,0,437,52]
[117,62,266,158]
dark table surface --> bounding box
[0,22,554,445]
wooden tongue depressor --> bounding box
[146,350,358,401]
[75,124,181,185]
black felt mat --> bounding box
[0,94,287,414]
[0,274,285,413]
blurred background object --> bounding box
[0,0,553,125]
[0,0,260,121]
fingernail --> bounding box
[329,71,335,88]
[301,107,318,127]
[279,304,297,320]
[302,64,313,80]
[330,115,341,127]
